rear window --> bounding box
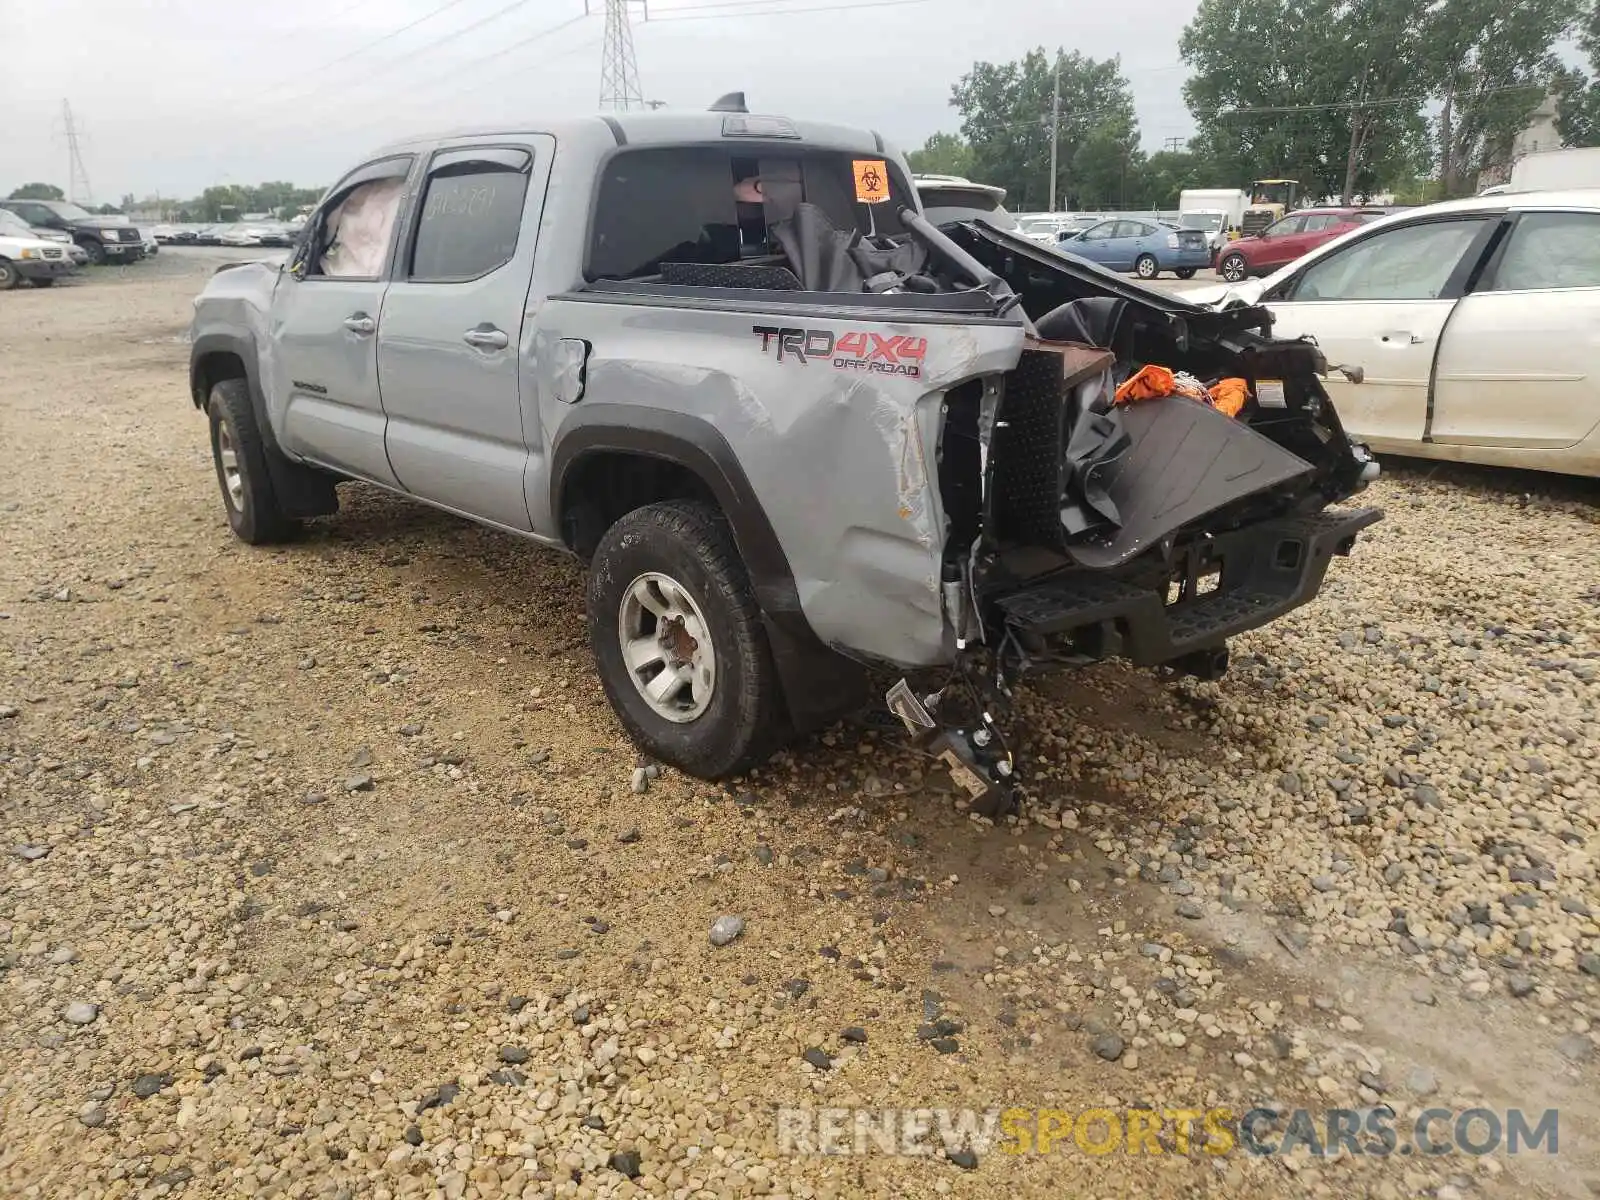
[588,147,913,281]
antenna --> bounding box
[63,100,93,205]
[590,0,644,111]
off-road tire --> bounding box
[207,377,298,544]
[588,500,783,779]
[0,259,16,291]
[1220,253,1248,283]
[1135,254,1159,279]
[1175,268,1197,280]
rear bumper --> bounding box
[1166,247,1212,269]
[994,507,1383,665]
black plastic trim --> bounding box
[559,283,1020,324]
[551,404,867,731]
[602,116,627,146]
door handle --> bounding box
[343,314,375,335]
[463,327,509,350]
[1379,332,1427,346]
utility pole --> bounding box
[1164,136,1183,153]
[591,0,645,111]
[1048,57,1061,212]
[62,100,92,206]
[1439,89,1454,198]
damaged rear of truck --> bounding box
[547,106,1381,805]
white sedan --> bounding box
[1197,190,1600,478]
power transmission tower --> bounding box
[1164,136,1184,153]
[591,0,645,111]
[63,99,93,205]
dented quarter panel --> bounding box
[536,296,1025,666]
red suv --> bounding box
[1215,208,1388,282]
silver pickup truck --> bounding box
[189,97,1380,807]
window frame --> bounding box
[292,153,417,284]
[400,144,536,285]
[1476,208,1600,295]
[1264,214,1308,238]
[1276,213,1502,304]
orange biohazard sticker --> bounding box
[853,159,890,204]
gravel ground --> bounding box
[2,254,1599,1199]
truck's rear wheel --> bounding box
[588,500,783,779]
[207,378,298,544]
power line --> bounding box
[270,0,553,109]
[263,0,482,89]
[648,0,934,21]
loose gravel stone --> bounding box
[1091,1034,1126,1063]
[62,1002,98,1026]
[77,1103,106,1129]
[802,1047,834,1070]
[709,915,745,946]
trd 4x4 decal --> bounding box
[752,325,926,378]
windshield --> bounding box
[1022,218,1058,235]
[919,190,1020,231]
[0,211,38,236]
[1250,182,1295,207]
[1180,212,1225,232]
[49,202,96,221]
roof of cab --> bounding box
[372,110,888,157]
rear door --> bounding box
[1110,221,1149,270]
[271,154,415,486]
[1264,215,1495,449]
[1431,209,1600,448]
[378,137,554,531]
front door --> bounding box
[1069,220,1121,267]
[378,137,555,531]
[1432,210,1600,448]
[1264,216,1491,450]
[271,155,415,487]
[1254,214,1310,271]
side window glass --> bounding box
[1293,219,1483,302]
[1080,222,1114,241]
[320,178,407,278]
[1491,212,1600,291]
[410,148,533,282]
[1303,215,1333,233]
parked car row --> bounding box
[0,199,147,265]
[152,221,301,247]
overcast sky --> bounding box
[6,0,1199,203]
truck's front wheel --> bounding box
[207,378,298,545]
[588,501,783,779]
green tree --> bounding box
[906,132,973,177]
[1122,147,1225,209]
[1426,0,1575,194]
[950,48,1140,211]
[8,182,65,201]
[1555,1,1600,145]
[1182,0,1429,202]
